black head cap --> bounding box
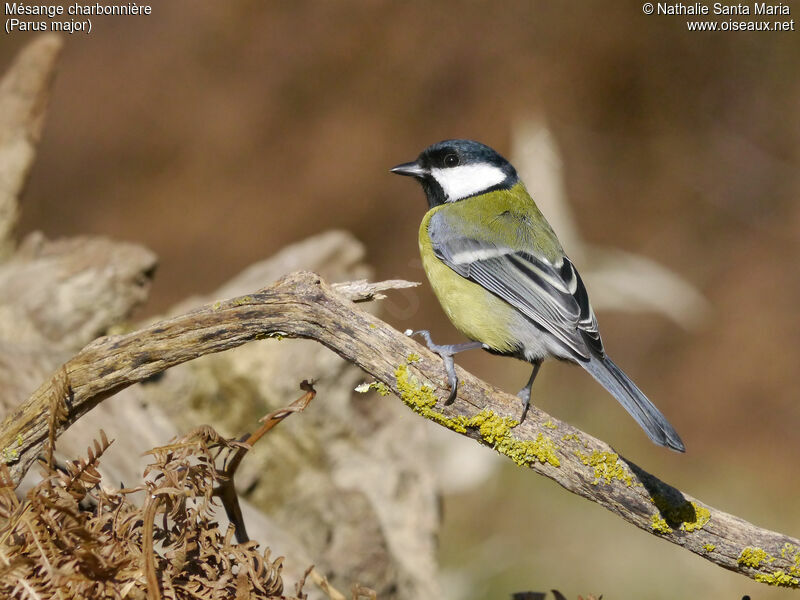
[391,139,518,208]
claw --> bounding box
[443,354,458,404]
[517,387,531,422]
[516,361,542,423]
[408,330,482,404]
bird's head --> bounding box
[391,139,518,208]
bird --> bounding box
[390,139,685,452]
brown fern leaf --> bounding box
[0,465,20,521]
[0,420,318,600]
[0,557,33,580]
[59,429,114,496]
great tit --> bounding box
[391,139,685,452]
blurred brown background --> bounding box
[3,2,799,598]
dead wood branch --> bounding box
[0,34,63,259]
[0,271,798,588]
[1,228,432,598]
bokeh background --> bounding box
[3,2,799,598]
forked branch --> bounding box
[0,271,797,588]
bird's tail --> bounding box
[581,356,685,452]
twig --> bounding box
[331,278,418,302]
[351,584,378,599]
[0,271,797,588]
[214,380,317,543]
[141,495,162,600]
[307,568,348,600]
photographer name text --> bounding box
[656,2,789,15]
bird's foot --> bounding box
[516,386,532,423]
[515,361,541,424]
[406,330,482,404]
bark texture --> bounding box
[1,270,799,589]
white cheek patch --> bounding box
[430,164,508,202]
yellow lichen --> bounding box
[543,420,557,429]
[649,496,711,532]
[212,301,222,310]
[561,433,579,442]
[738,547,774,568]
[651,514,671,534]
[754,570,799,587]
[393,365,560,467]
[467,409,517,445]
[106,323,132,335]
[2,447,19,464]
[780,544,800,575]
[406,353,421,364]
[512,432,560,468]
[466,410,560,467]
[355,381,391,396]
[2,433,24,464]
[394,364,468,433]
[575,450,633,486]
[781,543,797,559]
[232,295,253,306]
[681,503,711,532]
[702,543,716,552]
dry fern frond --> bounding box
[0,383,365,599]
[57,429,113,498]
[0,465,20,522]
[0,424,301,599]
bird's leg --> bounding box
[516,360,542,422]
[408,330,483,404]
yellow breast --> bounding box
[418,207,519,354]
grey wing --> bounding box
[429,214,603,361]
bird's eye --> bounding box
[444,153,459,167]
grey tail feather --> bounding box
[581,356,685,452]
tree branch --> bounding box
[0,34,63,259]
[1,271,797,588]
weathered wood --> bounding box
[0,34,63,259]
[123,232,436,598]
[0,232,158,416]
[0,271,798,588]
